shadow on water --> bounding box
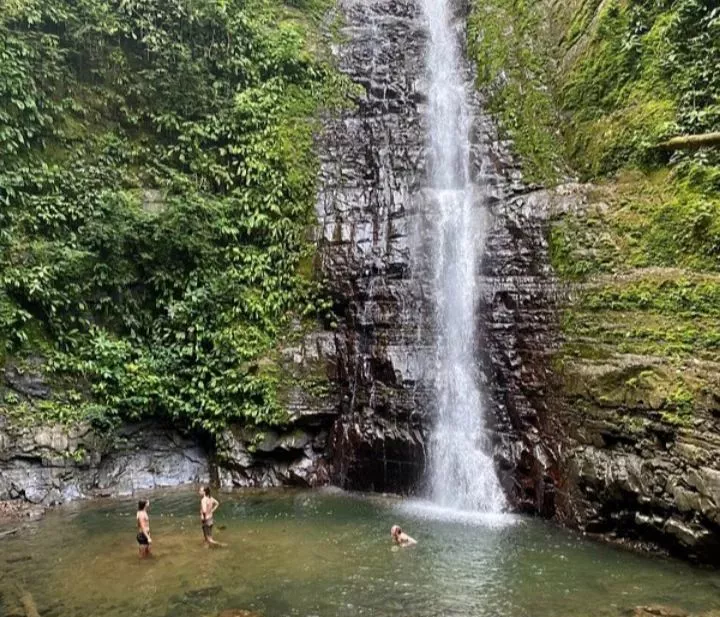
[1,489,719,617]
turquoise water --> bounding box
[1,489,718,617]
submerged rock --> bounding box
[0,500,45,524]
[633,606,689,617]
[183,586,223,600]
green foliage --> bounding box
[471,0,720,428]
[469,0,720,185]
[561,0,720,177]
[0,0,348,432]
[468,0,566,184]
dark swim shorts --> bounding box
[137,532,149,545]
[202,517,214,538]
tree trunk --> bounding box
[658,132,720,151]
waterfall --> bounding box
[420,0,506,513]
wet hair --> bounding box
[203,486,211,497]
[138,499,148,511]
[391,525,402,536]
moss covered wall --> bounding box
[469,0,720,559]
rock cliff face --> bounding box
[2,0,547,505]
[215,329,339,489]
[0,362,210,505]
[315,0,433,493]
[2,0,717,569]
[546,190,720,564]
[460,0,720,564]
[315,0,560,501]
[0,348,337,500]
[0,418,209,505]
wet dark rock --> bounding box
[315,0,435,492]
[312,0,554,496]
[215,426,330,490]
[478,185,569,516]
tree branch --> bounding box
[657,132,720,151]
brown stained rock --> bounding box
[0,500,45,524]
[633,606,689,617]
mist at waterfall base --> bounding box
[419,0,505,514]
[2,490,718,617]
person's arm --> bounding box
[211,497,219,515]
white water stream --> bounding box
[421,0,506,513]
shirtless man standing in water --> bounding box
[136,499,152,558]
[199,486,222,547]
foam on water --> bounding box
[396,499,518,528]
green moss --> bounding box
[563,0,604,48]
[550,169,720,280]
[581,279,720,318]
[468,0,566,184]
[475,0,720,432]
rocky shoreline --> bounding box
[0,419,210,507]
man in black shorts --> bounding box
[136,499,152,558]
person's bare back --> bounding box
[391,525,417,547]
[199,487,223,547]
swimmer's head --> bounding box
[138,499,149,511]
[391,525,402,538]
[199,486,211,497]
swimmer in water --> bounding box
[391,524,417,547]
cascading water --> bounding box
[420,0,506,513]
